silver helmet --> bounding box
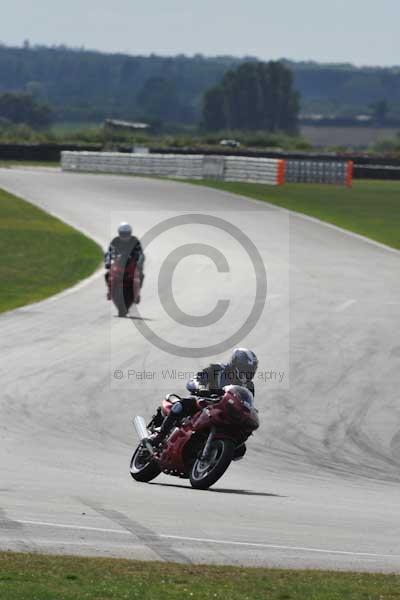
[230,348,258,383]
[118,222,132,241]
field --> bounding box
[300,125,400,148]
[0,188,102,313]
[1,552,400,600]
[187,179,400,250]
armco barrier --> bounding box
[354,164,400,180]
[61,152,284,185]
[61,151,353,186]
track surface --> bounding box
[0,168,399,572]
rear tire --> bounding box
[189,438,234,490]
[123,286,134,312]
[113,288,127,317]
[129,444,161,482]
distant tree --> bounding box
[26,81,46,101]
[201,61,299,133]
[370,99,389,123]
[0,92,52,128]
[202,86,227,130]
[136,77,182,123]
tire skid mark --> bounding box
[79,498,191,564]
[0,507,37,553]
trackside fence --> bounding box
[61,151,353,186]
[285,160,353,186]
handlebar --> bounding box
[165,393,182,402]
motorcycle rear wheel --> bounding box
[130,444,161,482]
[112,288,128,317]
[190,438,234,490]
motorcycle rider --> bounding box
[150,348,258,452]
[104,222,145,299]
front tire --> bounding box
[190,438,234,490]
[130,444,161,482]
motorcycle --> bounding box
[129,385,259,490]
[108,254,141,317]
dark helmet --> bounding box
[118,222,132,241]
[230,348,258,383]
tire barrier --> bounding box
[61,151,353,186]
[223,156,286,185]
[61,151,205,179]
[285,160,353,186]
[61,152,285,185]
[0,143,397,181]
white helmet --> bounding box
[118,222,132,241]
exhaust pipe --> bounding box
[133,416,154,454]
[133,415,149,441]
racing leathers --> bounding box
[104,235,145,288]
[187,362,255,398]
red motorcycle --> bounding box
[129,385,259,490]
[108,254,141,317]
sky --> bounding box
[2,0,399,67]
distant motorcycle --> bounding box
[130,385,259,490]
[108,254,141,317]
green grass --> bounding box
[0,188,102,312]
[186,179,400,250]
[0,160,59,168]
[0,552,400,600]
[50,121,102,134]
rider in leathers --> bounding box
[150,348,258,457]
[104,222,145,297]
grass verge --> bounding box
[186,179,400,250]
[0,552,400,600]
[0,160,59,168]
[0,188,102,313]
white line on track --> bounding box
[13,519,130,536]
[161,534,400,560]
[7,519,400,561]
[335,299,357,312]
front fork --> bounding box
[200,427,216,462]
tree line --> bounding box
[0,92,52,128]
[0,44,399,128]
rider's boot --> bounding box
[105,271,111,300]
[149,412,176,447]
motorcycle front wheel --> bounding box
[129,444,161,482]
[189,438,234,490]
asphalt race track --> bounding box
[1,168,399,572]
